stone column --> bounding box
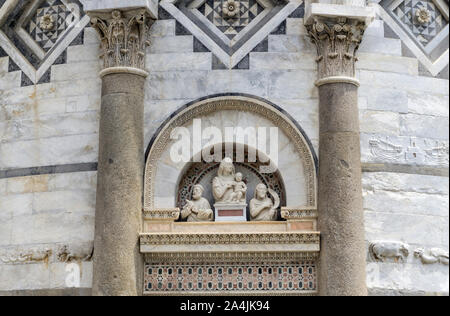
[88,9,154,296]
[306,5,373,296]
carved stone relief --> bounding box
[414,248,449,265]
[181,184,214,222]
[249,183,280,221]
[369,241,449,266]
[0,242,93,264]
[369,136,449,166]
[89,8,154,71]
[306,16,366,82]
[369,241,410,262]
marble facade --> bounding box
[0,0,448,296]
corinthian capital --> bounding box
[306,17,365,86]
[89,9,154,76]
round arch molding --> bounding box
[144,94,318,212]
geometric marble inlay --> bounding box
[144,262,317,294]
[160,0,303,68]
[378,0,449,76]
[199,0,266,39]
[0,0,89,85]
[392,0,446,46]
[26,0,77,51]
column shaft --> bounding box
[317,83,367,296]
[93,73,145,296]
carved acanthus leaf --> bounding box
[90,9,154,71]
[306,17,366,80]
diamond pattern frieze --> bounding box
[0,0,89,85]
[161,0,303,69]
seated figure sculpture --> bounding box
[250,183,280,221]
[181,184,214,222]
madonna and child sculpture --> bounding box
[181,157,279,222]
[212,158,248,221]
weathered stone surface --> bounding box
[363,172,449,195]
[67,45,100,63]
[364,190,448,217]
[318,83,367,296]
[268,70,317,99]
[268,35,315,53]
[286,18,308,35]
[365,211,448,247]
[359,87,409,113]
[407,92,449,118]
[93,73,146,296]
[146,70,271,100]
[146,53,212,72]
[367,262,449,294]
[359,36,402,56]
[0,262,93,291]
[357,53,418,76]
[150,20,176,37]
[250,52,316,70]
[400,114,449,140]
[364,19,384,38]
[359,70,449,95]
[360,110,400,136]
[148,36,193,53]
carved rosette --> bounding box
[89,9,154,73]
[307,17,366,85]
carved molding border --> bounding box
[144,96,318,211]
[140,232,320,245]
[144,251,319,264]
[281,207,318,220]
[143,208,181,221]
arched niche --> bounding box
[144,94,318,211]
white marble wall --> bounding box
[0,15,448,295]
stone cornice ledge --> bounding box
[140,232,320,254]
[80,0,158,19]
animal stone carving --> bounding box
[250,183,280,221]
[57,242,94,262]
[414,248,449,265]
[369,241,410,262]
[0,247,52,264]
[181,184,214,222]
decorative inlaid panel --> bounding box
[199,0,266,38]
[160,0,303,69]
[25,0,77,51]
[379,0,449,76]
[392,0,446,46]
[0,0,89,85]
[144,262,316,294]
